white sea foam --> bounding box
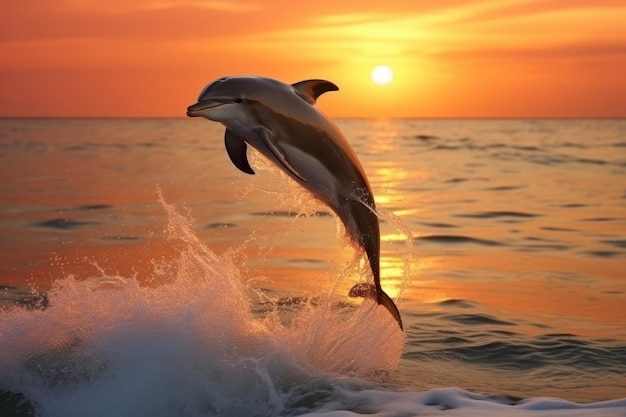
[0,196,406,417]
[298,387,626,416]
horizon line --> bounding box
[2,116,625,121]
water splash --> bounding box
[0,193,404,417]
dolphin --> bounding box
[187,76,403,330]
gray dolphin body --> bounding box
[187,76,402,330]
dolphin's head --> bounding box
[187,75,339,123]
[186,76,286,122]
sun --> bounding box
[371,65,393,85]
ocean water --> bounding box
[0,118,625,416]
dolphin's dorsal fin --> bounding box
[224,129,255,175]
[254,126,307,182]
[292,80,339,104]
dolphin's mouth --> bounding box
[186,101,224,117]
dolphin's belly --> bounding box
[271,119,372,201]
[277,142,342,205]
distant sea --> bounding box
[1,118,625,416]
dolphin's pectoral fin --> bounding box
[292,80,339,104]
[224,129,255,175]
[254,127,307,182]
[348,283,404,331]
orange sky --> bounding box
[1,0,625,118]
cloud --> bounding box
[435,41,626,62]
[63,0,261,13]
[0,1,267,43]
[175,1,262,12]
[455,0,626,25]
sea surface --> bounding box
[0,118,625,416]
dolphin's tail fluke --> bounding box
[378,289,404,331]
[348,283,403,331]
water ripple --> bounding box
[417,222,459,229]
[415,235,503,247]
[436,299,477,309]
[456,211,539,219]
[601,239,626,249]
[441,314,516,326]
[33,218,101,230]
[406,332,626,374]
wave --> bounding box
[0,196,406,417]
[2,197,625,416]
[32,218,101,230]
[455,211,538,219]
[415,234,503,246]
[408,335,626,373]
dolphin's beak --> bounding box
[187,101,211,117]
[186,100,226,117]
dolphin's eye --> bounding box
[234,98,244,103]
